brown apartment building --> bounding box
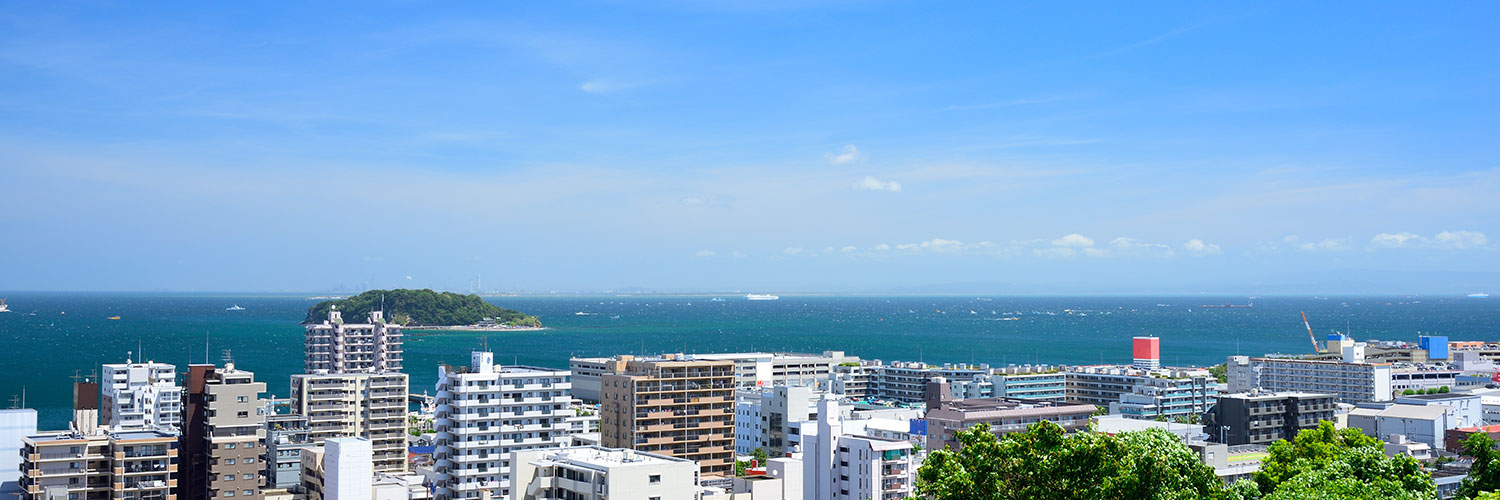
[599,355,736,475]
[183,364,267,500]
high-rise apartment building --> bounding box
[304,308,403,374]
[183,364,267,500]
[571,351,857,403]
[509,446,701,500]
[101,360,182,432]
[802,397,915,500]
[264,414,314,491]
[599,355,736,476]
[288,373,408,472]
[433,352,576,500]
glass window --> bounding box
[224,492,234,497]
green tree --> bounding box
[916,421,1226,500]
[1439,385,1451,393]
[304,289,541,327]
[1254,421,1430,498]
[751,447,769,466]
[1459,431,1500,498]
[1208,363,1228,383]
[1403,389,1416,395]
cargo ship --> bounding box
[746,294,780,301]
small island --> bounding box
[304,289,542,329]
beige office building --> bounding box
[599,355,735,476]
[289,373,409,472]
[183,364,267,500]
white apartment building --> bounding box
[434,352,577,500]
[1227,354,1393,403]
[305,308,403,374]
[327,438,373,500]
[289,373,409,472]
[734,386,820,456]
[508,446,700,500]
[801,397,915,500]
[101,359,182,431]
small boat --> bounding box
[610,315,620,320]
[710,297,726,302]
[226,305,246,311]
[107,316,121,320]
[0,298,9,313]
[575,312,596,316]
[746,294,779,301]
[1469,293,1490,299]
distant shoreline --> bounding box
[407,325,547,332]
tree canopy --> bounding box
[304,289,540,327]
[916,421,1227,500]
[916,420,1436,500]
[1253,421,1431,499]
[1459,431,1500,498]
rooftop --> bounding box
[528,446,694,469]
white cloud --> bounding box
[874,243,891,251]
[1183,239,1222,256]
[1435,230,1487,249]
[921,238,963,253]
[841,246,857,253]
[695,250,716,257]
[1297,238,1352,252]
[782,247,804,255]
[821,246,835,255]
[1370,232,1425,248]
[1034,247,1076,258]
[1082,248,1110,257]
[1109,237,1175,257]
[731,251,748,258]
[1051,233,1094,248]
[825,144,863,165]
[854,176,901,192]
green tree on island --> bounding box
[1459,431,1500,498]
[304,289,540,327]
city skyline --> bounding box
[2,2,1497,293]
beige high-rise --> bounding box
[183,364,267,500]
[19,429,181,500]
[599,355,735,476]
[289,373,408,472]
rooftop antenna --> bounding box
[205,330,211,365]
[221,349,234,365]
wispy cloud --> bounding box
[1183,239,1222,256]
[826,144,863,165]
[1370,232,1425,248]
[1051,233,1095,248]
[695,249,716,257]
[782,247,804,255]
[1435,230,1488,249]
[854,176,902,192]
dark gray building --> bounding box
[264,414,314,491]
[1206,391,1336,445]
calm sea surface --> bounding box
[1,292,1496,429]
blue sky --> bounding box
[1,2,1497,293]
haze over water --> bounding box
[1,292,1494,429]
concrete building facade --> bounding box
[1226,355,1393,403]
[288,373,408,472]
[18,429,180,500]
[100,361,182,432]
[599,355,736,476]
[304,309,403,374]
[1205,391,1337,445]
[924,379,1096,450]
[433,351,576,500]
[801,398,914,500]
[182,364,267,500]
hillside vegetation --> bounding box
[304,289,541,327]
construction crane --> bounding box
[1301,312,1324,354]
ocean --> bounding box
[1,292,1495,430]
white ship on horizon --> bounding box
[1469,293,1490,299]
[0,298,9,313]
[746,294,779,301]
[226,304,246,311]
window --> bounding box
[224,475,235,481]
[243,474,255,480]
[243,490,253,496]
[226,459,236,465]
[224,492,235,497]
[237,396,248,403]
[649,475,661,484]
[245,457,255,464]
[225,443,236,450]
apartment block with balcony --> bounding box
[101,360,182,432]
[182,364,267,500]
[1205,391,1337,445]
[433,351,576,500]
[802,397,915,500]
[1066,365,1218,420]
[304,308,403,374]
[598,355,735,476]
[288,373,409,472]
[924,378,1096,450]
[1226,355,1393,403]
[18,429,179,500]
[866,362,986,404]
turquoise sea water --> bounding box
[0,292,1496,429]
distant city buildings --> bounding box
[1227,354,1394,403]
